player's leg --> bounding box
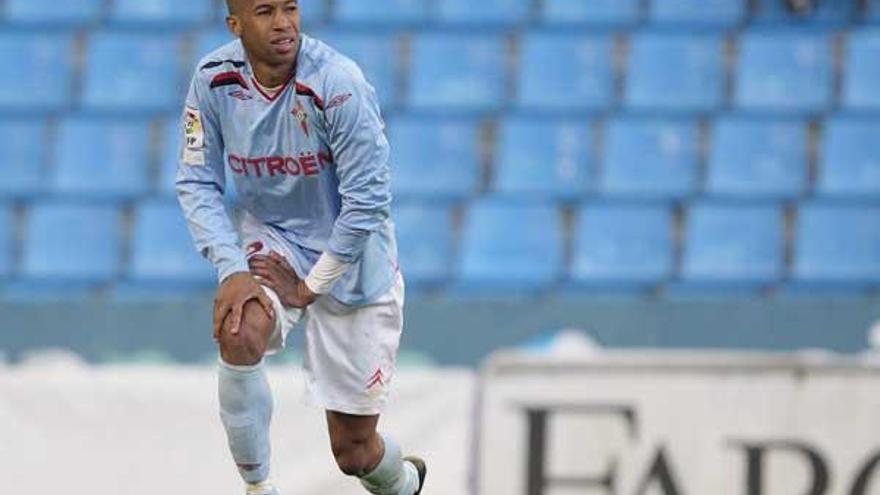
[217,297,278,491]
[326,411,425,495]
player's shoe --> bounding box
[245,480,281,495]
[404,456,427,495]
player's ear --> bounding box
[226,16,243,38]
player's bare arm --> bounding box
[248,251,318,308]
[213,272,276,340]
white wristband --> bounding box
[304,252,351,295]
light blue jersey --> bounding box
[177,34,398,305]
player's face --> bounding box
[228,0,301,67]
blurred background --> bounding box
[2,0,880,494]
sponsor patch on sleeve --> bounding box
[182,106,206,166]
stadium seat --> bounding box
[817,116,880,199]
[570,203,673,290]
[753,0,857,24]
[314,31,399,109]
[0,205,10,279]
[516,33,614,113]
[388,116,480,200]
[159,118,180,197]
[436,0,530,26]
[706,117,808,200]
[408,33,507,114]
[601,118,699,200]
[680,203,783,289]
[193,28,236,67]
[393,202,454,289]
[332,0,430,26]
[82,32,182,114]
[0,34,73,114]
[4,0,102,26]
[20,203,121,286]
[650,0,746,26]
[625,32,725,113]
[792,202,880,288]
[128,200,214,287]
[110,0,213,27]
[540,0,641,26]
[51,117,151,201]
[867,0,880,22]
[493,117,594,200]
[0,119,48,199]
[458,200,563,292]
[735,30,833,114]
[842,29,880,111]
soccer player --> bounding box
[175,1,426,494]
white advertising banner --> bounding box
[476,351,880,495]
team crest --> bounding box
[292,100,310,138]
[182,106,205,166]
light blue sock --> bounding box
[359,434,420,495]
[218,359,274,484]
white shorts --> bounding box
[239,215,405,416]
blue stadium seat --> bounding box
[842,29,880,111]
[314,31,399,109]
[753,0,857,24]
[393,202,454,289]
[333,0,430,26]
[0,34,73,114]
[51,117,150,201]
[601,118,699,200]
[458,200,563,292]
[735,31,833,114]
[570,203,673,290]
[128,200,214,287]
[21,203,121,286]
[707,117,808,200]
[110,0,213,27]
[193,29,236,67]
[494,117,594,200]
[625,32,724,113]
[516,33,614,113]
[541,0,641,26]
[4,0,102,26]
[159,118,180,197]
[818,116,880,199]
[408,34,507,114]
[388,116,480,200]
[793,203,880,288]
[0,205,11,280]
[82,33,182,114]
[650,0,746,26]
[436,0,530,26]
[0,120,48,199]
[680,203,783,289]
[867,0,880,22]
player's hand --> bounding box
[248,251,318,309]
[213,272,276,341]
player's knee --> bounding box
[333,443,372,477]
[219,300,274,365]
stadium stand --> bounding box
[706,117,808,200]
[0,33,73,114]
[540,0,641,26]
[625,32,725,113]
[735,30,834,114]
[388,116,480,200]
[393,202,454,289]
[493,116,594,200]
[0,205,10,280]
[818,115,880,198]
[82,32,182,114]
[51,118,151,202]
[601,118,700,200]
[0,119,47,199]
[792,202,880,289]
[458,200,562,293]
[679,203,784,291]
[570,203,673,291]
[515,33,614,113]
[0,0,878,298]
